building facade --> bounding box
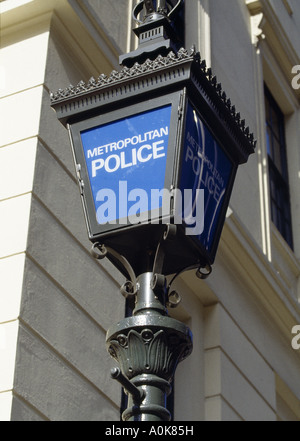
[0,0,299,421]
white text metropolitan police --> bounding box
[87,127,169,176]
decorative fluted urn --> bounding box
[106,273,192,421]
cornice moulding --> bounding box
[1,0,119,80]
[220,211,300,339]
[247,0,300,74]
[68,0,120,70]
[181,206,300,350]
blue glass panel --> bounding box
[181,102,233,252]
[80,105,172,224]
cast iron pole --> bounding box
[106,272,192,421]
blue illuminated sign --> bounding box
[80,105,172,224]
[181,101,233,252]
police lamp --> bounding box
[51,44,255,279]
[50,0,256,422]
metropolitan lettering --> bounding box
[87,126,169,159]
[91,140,165,176]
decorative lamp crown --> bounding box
[120,0,184,67]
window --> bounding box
[264,85,293,249]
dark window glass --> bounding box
[264,86,293,249]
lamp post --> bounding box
[51,0,256,421]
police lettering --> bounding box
[185,145,223,203]
[91,140,165,176]
[87,126,169,159]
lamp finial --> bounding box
[120,0,184,67]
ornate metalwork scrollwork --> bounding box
[107,326,192,381]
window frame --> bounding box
[264,85,294,250]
